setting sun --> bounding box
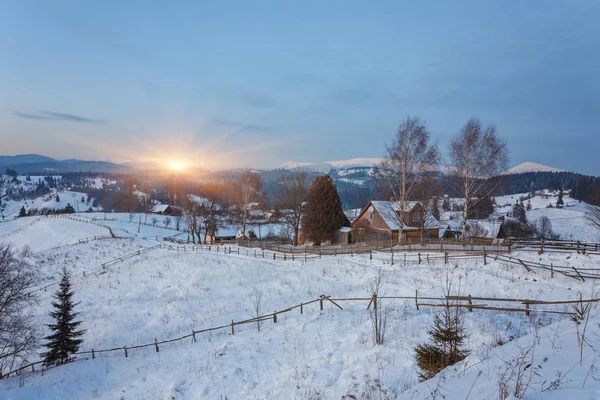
[169,160,186,171]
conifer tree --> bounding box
[431,196,441,221]
[41,268,85,367]
[63,203,76,214]
[557,189,564,208]
[55,194,60,203]
[526,199,532,211]
[415,303,469,381]
[19,206,26,218]
[301,175,346,245]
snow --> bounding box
[504,161,566,175]
[1,189,99,220]
[0,216,110,252]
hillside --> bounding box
[1,216,600,398]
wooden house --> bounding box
[351,200,440,242]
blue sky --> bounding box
[1,1,599,174]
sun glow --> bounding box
[169,160,186,171]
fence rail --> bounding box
[512,238,600,255]
[4,291,598,380]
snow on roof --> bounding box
[151,204,171,213]
[338,226,352,233]
[442,218,502,239]
[343,208,362,223]
[369,200,422,230]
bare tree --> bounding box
[0,244,38,376]
[449,118,508,241]
[368,268,388,346]
[586,204,600,233]
[151,216,158,227]
[276,169,310,246]
[183,198,201,244]
[378,116,439,242]
[174,213,183,231]
[232,171,263,239]
[163,216,172,229]
[248,288,264,332]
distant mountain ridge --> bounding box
[0,154,130,173]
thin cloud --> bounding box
[12,110,105,124]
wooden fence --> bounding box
[46,215,116,238]
[3,291,597,380]
[512,238,600,255]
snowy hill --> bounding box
[504,161,566,175]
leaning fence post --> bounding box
[192,331,197,343]
[415,290,419,310]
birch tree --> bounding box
[449,118,508,241]
[276,169,310,246]
[232,171,263,239]
[378,116,439,242]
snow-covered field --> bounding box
[1,215,600,399]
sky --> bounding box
[1,1,599,174]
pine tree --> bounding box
[526,200,532,211]
[415,304,469,381]
[557,189,564,208]
[41,268,85,367]
[301,175,346,245]
[63,203,76,214]
[56,194,60,203]
[19,206,27,217]
[442,196,451,212]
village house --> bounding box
[351,200,440,242]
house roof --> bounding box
[151,204,171,213]
[441,218,502,239]
[353,200,440,231]
[343,208,362,223]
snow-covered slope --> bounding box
[504,161,566,175]
[2,216,600,399]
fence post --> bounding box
[444,252,448,264]
[192,331,196,343]
[404,253,406,267]
[231,320,235,335]
[577,241,581,254]
[525,302,530,317]
[319,249,321,259]
[304,253,307,262]
[370,249,372,260]
[470,237,474,251]
[284,253,286,261]
[418,253,421,264]
[320,297,324,311]
[373,293,378,310]
[273,253,276,260]
[292,253,295,261]
[334,247,337,256]
[262,250,265,258]
[415,290,419,310]
[92,349,95,359]
[300,302,303,314]
[391,251,394,265]
[273,312,277,323]
[408,238,411,251]
[124,347,128,358]
[484,249,487,265]
[154,338,159,352]
[540,238,544,253]
[551,263,554,279]
[468,295,473,312]
[427,254,429,263]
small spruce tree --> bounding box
[19,205,27,218]
[42,268,85,367]
[557,190,564,208]
[526,199,532,211]
[415,304,469,381]
[56,194,60,203]
[431,197,441,221]
[63,203,76,214]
